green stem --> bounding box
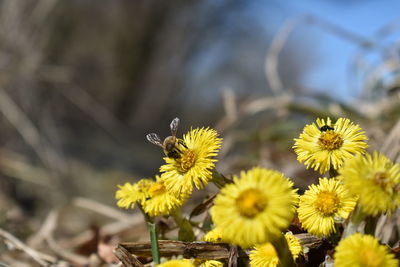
[327,223,342,246]
[364,215,378,236]
[148,222,160,264]
[137,202,153,223]
[172,210,195,241]
[136,203,160,264]
[342,204,366,239]
[172,209,184,225]
[271,233,296,267]
[211,170,231,188]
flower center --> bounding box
[148,181,166,197]
[179,149,196,172]
[371,171,400,194]
[318,131,343,150]
[260,243,277,257]
[236,188,267,218]
[137,180,152,193]
[373,171,390,190]
[314,191,340,216]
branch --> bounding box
[120,234,323,261]
[114,245,144,267]
[121,240,246,260]
[0,228,56,266]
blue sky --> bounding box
[183,0,400,110]
[250,0,400,100]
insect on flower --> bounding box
[146,117,186,159]
[293,118,368,174]
[319,125,334,132]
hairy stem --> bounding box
[211,170,232,188]
[271,233,296,267]
[342,204,366,239]
[148,222,160,264]
[136,203,160,264]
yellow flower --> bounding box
[142,176,190,217]
[199,260,224,267]
[334,233,398,267]
[115,179,154,209]
[158,259,195,267]
[249,233,302,267]
[339,152,400,216]
[199,229,226,267]
[297,178,356,236]
[293,117,368,174]
[202,227,225,243]
[211,167,297,248]
[160,128,222,194]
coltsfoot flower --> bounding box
[211,167,297,248]
[158,259,195,267]
[339,152,400,216]
[199,260,224,267]
[249,233,302,267]
[334,233,398,267]
[297,178,357,236]
[115,179,154,209]
[199,228,226,267]
[142,176,190,217]
[202,227,225,243]
[160,127,222,194]
[293,117,368,174]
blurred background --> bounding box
[1,0,400,265]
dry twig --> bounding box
[73,197,133,222]
[27,209,58,248]
[0,149,52,187]
[381,119,400,163]
[0,227,56,266]
[114,245,144,267]
[120,234,322,261]
[0,88,66,175]
[42,210,89,266]
[121,240,246,261]
[227,245,238,267]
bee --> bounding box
[146,117,184,159]
[319,125,334,132]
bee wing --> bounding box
[170,117,180,136]
[146,133,163,147]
